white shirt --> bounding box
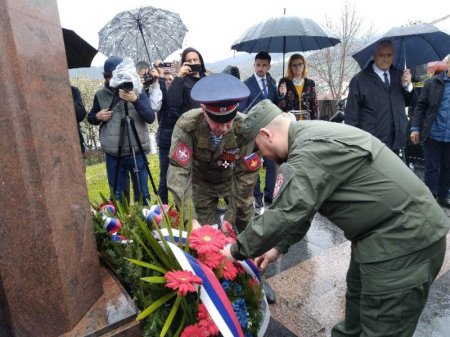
[373,63,390,84]
[372,64,413,92]
[255,73,267,93]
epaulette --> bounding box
[177,109,203,133]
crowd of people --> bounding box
[73,42,449,336]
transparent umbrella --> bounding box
[98,6,188,64]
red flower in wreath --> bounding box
[165,270,202,296]
[198,251,223,270]
[189,225,227,254]
[221,258,238,281]
[181,324,208,337]
[197,303,219,336]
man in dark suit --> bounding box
[240,52,278,213]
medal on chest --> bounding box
[216,148,240,169]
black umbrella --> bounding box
[231,15,341,74]
[352,23,450,70]
[62,28,98,69]
[98,6,188,64]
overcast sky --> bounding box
[56,0,450,67]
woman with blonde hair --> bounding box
[277,54,319,119]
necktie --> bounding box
[261,78,268,97]
[383,72,389,86]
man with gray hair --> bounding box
[345,40,417,157]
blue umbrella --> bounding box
[352,23,450,70]
[231,16,340,75]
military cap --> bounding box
[191,73,250,123]
[241,99,282,144]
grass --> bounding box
[85,153,265,206]
[85,154,162,204]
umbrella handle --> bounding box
[403,41,406,70]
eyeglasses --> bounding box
[291,63,304,68]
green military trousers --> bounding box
[192,178,231,226]
[331,235,446,337]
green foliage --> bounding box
[93,196,265,336]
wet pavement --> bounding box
[262,209,450,337]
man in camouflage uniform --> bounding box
[167,73,261,231]
[222,100,449,336]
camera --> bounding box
[188,64,202,73]
[143,74,153,87]
[117,82,134,92]
[155,62,172,68]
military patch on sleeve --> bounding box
[273,173,284,199]
[171,142,192,166]
[243,152,262,171]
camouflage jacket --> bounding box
[167,109,261,228]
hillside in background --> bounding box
[69,67,104,80]
[69,52,305,82]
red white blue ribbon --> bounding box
[160,231,270,337]
[165,242,244,337]
[102,216,122,235]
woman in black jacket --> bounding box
[277,54,319,120]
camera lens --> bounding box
[119,82,134,91]
[144,75,153,86]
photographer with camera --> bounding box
[87,56,155,205]
[166,47,207,126]
[135,61,162,112]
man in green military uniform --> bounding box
[167,73,261,232]
[222,100,449,336]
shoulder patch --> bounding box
[243,152,262,171]
[171,142,192,166]
[273,173,284,199]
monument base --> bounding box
[61,267,141,337]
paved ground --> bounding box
[262,207,450,337]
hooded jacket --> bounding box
[166,47,207,131]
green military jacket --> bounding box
[232,121,449,263]
[167,109,260,227]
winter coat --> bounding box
[411,71,447,142]
[345,61,417,150]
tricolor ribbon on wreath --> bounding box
[94,204,134,244]
[156,228,270,337]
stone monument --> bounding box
[0,0,139,336]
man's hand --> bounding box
[254,248,281,273]
[96,108,112,122]
[221,244,236,262]
[279,83,287,96]
[177,63,191,77]
[410,131,420,144]
[402,69,412,86]
[192,219,202,230]
[118,89,138,103]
